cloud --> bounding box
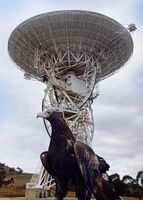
[92,27,143,177]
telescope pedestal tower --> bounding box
[8,10,134,199]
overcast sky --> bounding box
[0,0,143,179]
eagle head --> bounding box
[37,109,63,121]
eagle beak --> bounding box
[37,111,49,119]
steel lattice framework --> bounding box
[8,10,134,191]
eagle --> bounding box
[37,110,120,200]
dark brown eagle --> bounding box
[37,110,120,200]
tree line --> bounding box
[108,171,143,198]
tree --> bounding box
[108,173,120,183]
[0,163,7,179]
[9,167,15,174]
[122,175,135,184]
[16,167,23,174]
[0,163,7,187]
[0,163,15,188]
[136,170,143,186]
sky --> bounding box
[0,0,143,180]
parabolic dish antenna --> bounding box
[8,10,134,192]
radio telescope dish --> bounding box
[8,10,134,193]
[8,10,133,80]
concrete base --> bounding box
[25,188,77,200]
[25,188,52,200]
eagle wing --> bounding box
[73,141,100,193]
[40,151,56,176]
[73,141,121,200]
